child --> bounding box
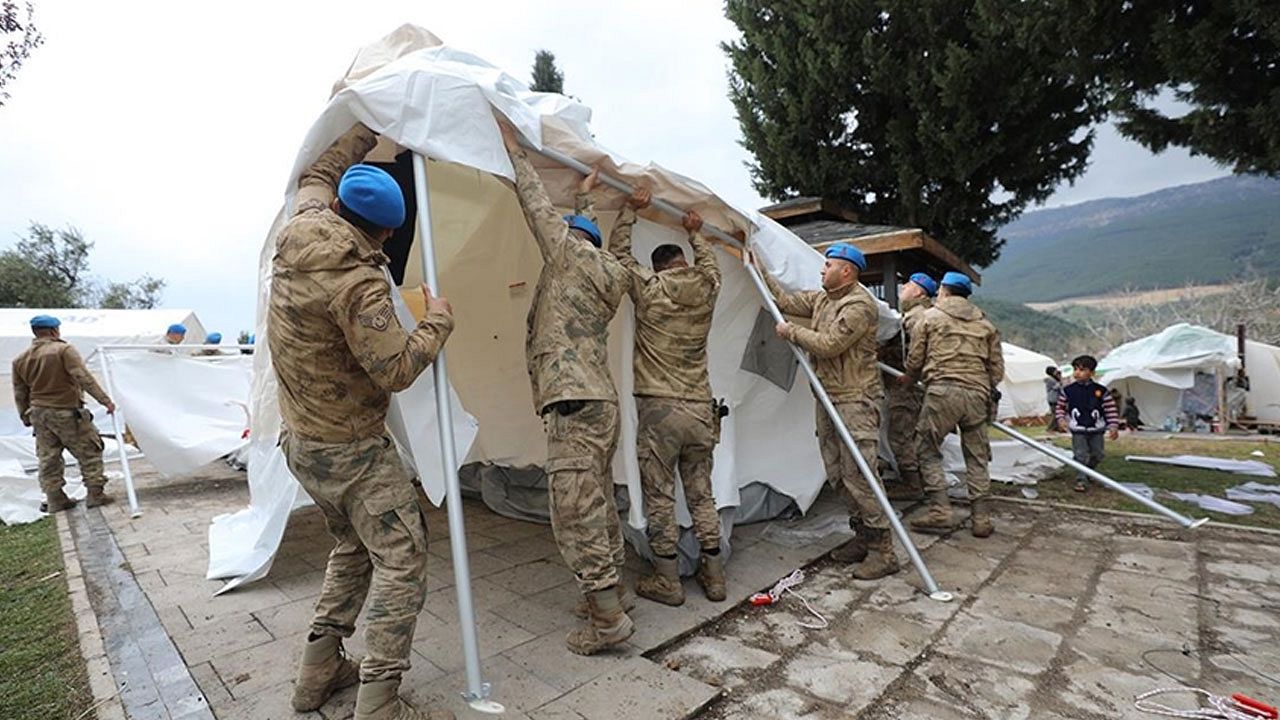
[1122,396,1144,430]
[1055,355,1119,492]
[1044,366,1063,431]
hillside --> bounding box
[983,175,1280,303]
[974,298,1086,361]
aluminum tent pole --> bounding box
[96,349,141,518]
[412,154,504,714]
[876,362,1208,530]
[518,140,952,602]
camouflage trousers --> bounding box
[816,398,888,530]
[886,383,924,475]
[916,384,992,500]
[544,400,625,593]
[30,406,106,493]
[282,433,428,683]
[635,396,721,557]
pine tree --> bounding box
[723,1,1103,266]
[530,50,564,94]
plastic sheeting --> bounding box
[213,25,904,591]
[1125,454,1278,478]
[1226,482,1280,509]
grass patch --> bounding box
[993,433,1280,530]
[0,518,95,720]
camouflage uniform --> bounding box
[508,147,630,593]
[765,275,887,531]
[907,296,1004,503]
[881,296,932,478]
[604,200,722,556]
[269,123,453,683]
[11,338,112,494]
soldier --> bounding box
[11,314,116,511]
[164,323,186,345]
[269,122,455,720]
[880,273,938,501]
[903,271,1004,538]
[602,187,726,607]
[498,122,636,655]
[758,243,900,580]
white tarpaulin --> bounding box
[998,342,1057,420]
[1125,454,1278,478]
[208,25,900,591]
[105,351,254,477]
[0,459,88,525]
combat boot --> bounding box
[828,521,868,564]
[886,469,925,501]
[695,553,726,602]
[970,498,994,538]
[909,491,957,534]
[852,529,901,580]
[40,488,78,514]
[636,555,684,606]
[291,634,361,712]
[573,583,634,619]
[85,486,115,508]
[565,587,634,656]
[354,678,454,720]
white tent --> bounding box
[1098,323,1280,428]
[0,308,206,449]
[207,25,902,591]
[998,342,1057,420]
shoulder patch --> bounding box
[357,303,394,332]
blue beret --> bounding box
[908,272,938,297]
[30,315,60,329]
[248,334,256,344]
[941,271,973,292]
[338,164,406,230]
[167,323,187,335]
[824,242,866,271]
[563,214,603,248]
[206,332,222,344]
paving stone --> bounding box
[915,654,1037,720]
[170,613,275,666]
[502,629,639,693]
[421,576,527,623]
[214,680,319,720]
[782,639,900,707]
[1205,558,1278,585]
[911,540,1001,595]
[411,609,537,673]
[935,612,1063,675]
[660,636,780,689]
[1199,539,1280,566]
[967,588,1077,631]
[210,638,299,700]
[833,609,935,665]
[535,657,719,720]
[718,687,836,720]
[1113,551,1197,582]
[1067,624,1178,674]
[1219,603,1280,631]
[188,662,232,706]
[987,562,1093,601]
[1055,659,1165,717]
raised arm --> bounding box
[684,211,722,294]
[330,275,454,393]
[294,124,379,216]
[573,168,600,225]
[501,126,570,264]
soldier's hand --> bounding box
[422,284,453,316]
[775,322,790,340]
[682,210,703,233]
[579,167,601,194]
[895,373,914,387]
[105,401,116,415]
[627,186,652,210]
[497,119,521,152]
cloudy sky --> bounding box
[0,1,1227,336]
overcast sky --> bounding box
[0,1,1228,336]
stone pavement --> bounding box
[71,459,1280,719]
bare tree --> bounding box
[1,2,43,106]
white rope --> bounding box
[1134,687,1274,719]
[763,569,829,630]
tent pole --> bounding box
[411,154,504,714]
[97,350,142,518]
[519,140,952,602]
[876,362,1208,530]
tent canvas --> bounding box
[208,25,903,591]
[998,342,1057,420]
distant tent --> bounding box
[998,342,1058,420]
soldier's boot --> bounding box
[886,469,926,501]
[291,634,361,712]
[695,553,727,602]
[85,486,115,508]
[40,488,78,514]
[636,555,685,607]
[852,529,901,580]
[829,521,869,564]
[970,499,994,538]
[573,583,635,619]
[565,587,634,656]
[354,678,454,720]
[909,491,957,535]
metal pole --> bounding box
[518,140,952,602]
[876,362,1208,530]
[412,154,504,714]
[96,350,141,518]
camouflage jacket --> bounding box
[766,275,882,402]
[906,295,1004,392]
[604,202,720,401]
[510,148,629,413]
[881,295,933,373]
[269,124,454,443]
[11,338,111,418]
